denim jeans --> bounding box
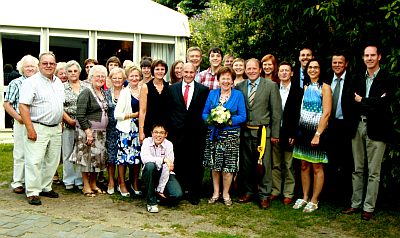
[142,162,183,205]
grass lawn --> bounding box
[1,143,399,237]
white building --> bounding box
[0,0,189,129]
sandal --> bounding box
[303,201,318,213]
[223,197,232,206]
[208,196,219,204]
[293,199,308,209]
[92,187,106,194]
[52,176,62,185]
[82,190,96,197]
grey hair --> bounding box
[65,60,82,73]
[88,65,108,80]
[55,62,67,74]
[16,55,39,75]
[39,51,56,62]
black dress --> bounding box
[144,79,170,137]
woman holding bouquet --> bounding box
[202,66,246,206]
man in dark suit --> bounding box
[168,62,209,205]
[325,53,354,204]
[270,61,303,205]
[342,45,397,220]
[236,58,282,209]
[292,48,313,89]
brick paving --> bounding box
[0,209,169,238]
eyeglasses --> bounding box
[68,70,79,73]
[152,130,166,135]
[41,62,56,67]
[93,75,106,79]
[308,66,320,70]
[85,65,94,69]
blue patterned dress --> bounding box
[105,89,119,165]
[116,95,141,165]
[293,82,328,163]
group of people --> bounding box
[3,43,396,219]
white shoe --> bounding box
[77,185,83,190]
[118,185,130,197]
[65,185,74,190]
[147,204,159,213]
[107,187,115,195]
[131,185,142,196]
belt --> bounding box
[246,125,259,130]
[32,121,59,127]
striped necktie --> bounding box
[332,78,342,118]
[248,82,256,106]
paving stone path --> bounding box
[0,208,169,238]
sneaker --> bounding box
[65,185,74,190]
[39,190,59,198]
[27,196,42,205]
[77,185,84,190]
[147,204,159,213]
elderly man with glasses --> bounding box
[19,52,65,205]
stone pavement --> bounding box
[0,209,169,238]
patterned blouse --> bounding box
[64,81,87,128]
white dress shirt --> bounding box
[182,80,195,109]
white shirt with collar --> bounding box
[182,80,195,109]
[331,70,346,119]
[279,81,291,110]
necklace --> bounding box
[219,90,231,104]
[129,85,140,99]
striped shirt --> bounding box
[4,76,26,114]
[19,72,65,125]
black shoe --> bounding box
[27,196,42,205]
[39,190,59,198]
[189,196,200,205]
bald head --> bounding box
[183,63,196,84]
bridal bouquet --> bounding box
[206,105,231,127]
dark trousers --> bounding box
[325,119,353,203]
[239,131,272,200]
[142,162,183,205]
[172,131,205,198]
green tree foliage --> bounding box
[154,0,208,17]
[189,0,234,56]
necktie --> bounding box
[332,78,342,118]
[248,82,256,107]
[184,84,190,107]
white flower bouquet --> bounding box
[206,105,231,127]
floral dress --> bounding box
[116,95,141,165]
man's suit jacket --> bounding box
[326,71,354,137]
[168,81,209,145]
[280,83,303,149]
[236,78,282,138]
[348,69,396,142]
[292,65,310,89]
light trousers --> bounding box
[24,123,62,197]
[271,142,295,198]
[11,120,25,188]
[62,128,82,186]
[351,121,386,212]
